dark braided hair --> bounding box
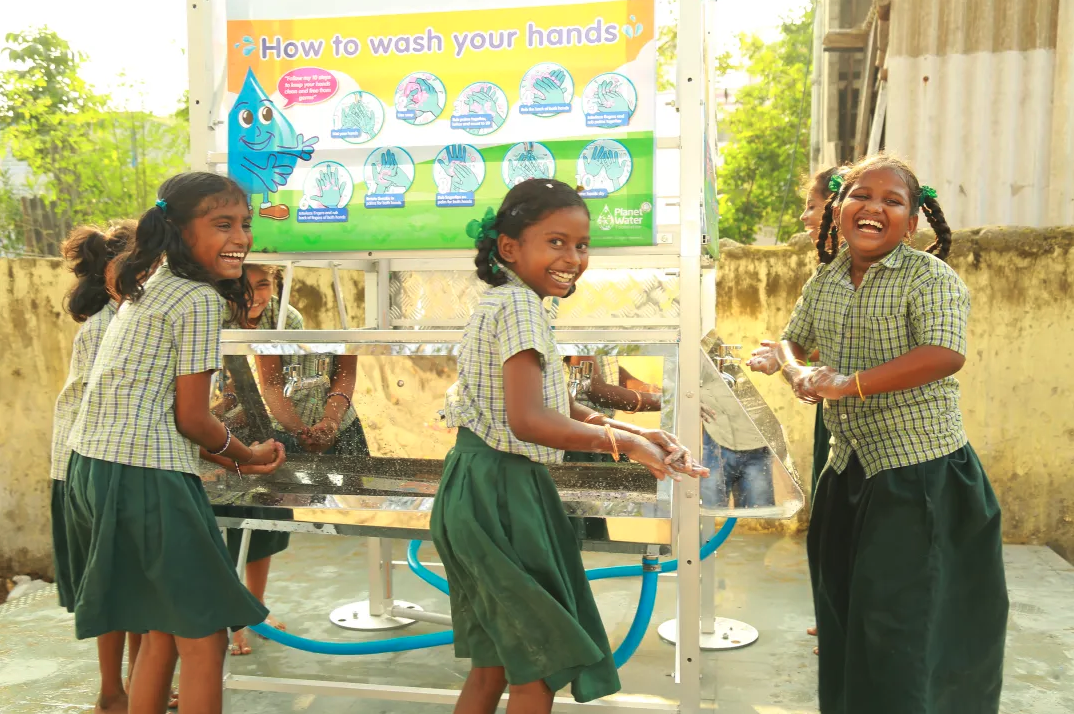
[60,220,135,322]
[112,172,253,324]
[816,154,952,264]
[471,178,589,288]
[808,166,847,264]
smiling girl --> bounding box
[432,179,705,714]
[776,155,1008,714]
[64,172,286,714]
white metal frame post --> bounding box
[186,0,213,173]
[674,0,705,711]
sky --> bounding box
[0,0,809,116]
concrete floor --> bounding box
[1,533,1071,713]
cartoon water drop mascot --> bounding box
[228,68,319,221]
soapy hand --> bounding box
[298,418,340,454]
[747,340,782,376]
[805,366,856,400]
[783,363,821,405]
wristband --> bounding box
[326,392,353,411]
[208,425,232,456]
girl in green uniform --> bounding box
[50,221,136,713]
[218,264,369,655]
[65,172,286,714]
[777,155,1008,714]
[747,165,846,651]
[433,178,706,713]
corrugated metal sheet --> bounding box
[882,0,1074,227]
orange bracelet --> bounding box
[584,413,604,425]
[603,424,620,461]
[624,389,643,414]
[855,372,867,401]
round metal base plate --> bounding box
[657,617,760,650]
[329,601,423,631]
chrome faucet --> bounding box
[282,357,332,398]
[567,361,594,400]
[714,344,742,375]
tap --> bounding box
[282,358,332,398]
[567,361,594,400]
[714,344,742,375]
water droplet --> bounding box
[397,380,405,387]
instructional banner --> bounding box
[225,0,656,252]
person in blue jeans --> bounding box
[699,372,775,510]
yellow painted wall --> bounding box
[0,260,363,577]
[715,228,1074,557]
[3,226,1073,575]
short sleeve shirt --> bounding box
[251,297,357,432]
[68,265,226,474]
[445,269,570,464]
[50,302,117,481]
[782,243,969,477]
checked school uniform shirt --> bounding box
[782,243,969,477]
[68,264,227,475]
[251,297,357,432]
[445,268,570,465]
[50,302,118,481]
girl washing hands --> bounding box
[776,155,1007,714]
[432,179,706,714]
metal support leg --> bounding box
[658,517,759,651]
[276,262,295,330]
[329,538,423,631]
[331,262,350,330]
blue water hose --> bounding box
[612,556,659,667]
[247,518,737,660]
[249,621,452,654]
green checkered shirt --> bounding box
[782,243,969,477]
[68,265,226,474]
[445,268,570,464]
[50,302,117,481]
[253,297,357,432]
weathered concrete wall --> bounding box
[0,260,363,578]
[716,228,1074,559]
[3,229,1073,574]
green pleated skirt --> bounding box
[431,429,621,703]
[64,453,270,640]
[50,479,75,612]
[807,444,1008,714]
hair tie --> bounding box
[465,206,501,273]
[155,199,168,214]
[919,185,937,201]
[828,174,844,194]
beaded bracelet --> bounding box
[208,425,232,456]
[326,392,353,411]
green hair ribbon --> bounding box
[828,174,844,194]
[465,206,500,273]
[919,185,938,201]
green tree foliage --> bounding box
[0,28,189,255]
[716,6,814,244]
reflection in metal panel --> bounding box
[389,269,680,329]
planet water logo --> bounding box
[597,205,615,231]
[597,202,651,230]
